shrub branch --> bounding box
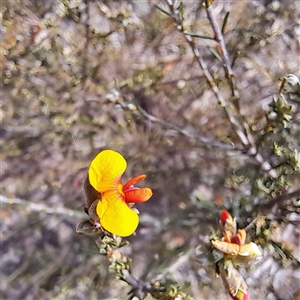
[162,0,277,178]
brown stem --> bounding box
[258,188,300,212]
[137,106,239,151]
[0,194,86,218]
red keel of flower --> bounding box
[124,188,153,203]
[220,210,231,226]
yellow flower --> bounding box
[87,150,152,237]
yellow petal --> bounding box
[96,190,139,237]
[211,240,240,255]
[238,242,262,257]
[88,150,127,193]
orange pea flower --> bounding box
[87,150,153,237]
[212,210,262,264]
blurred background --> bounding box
[1,0,300,299]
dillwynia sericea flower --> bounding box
[86,150,152,237]
[212,210,262,264]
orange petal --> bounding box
[223,231,232,243]
[124,188,153,203]
[96,190,139,237]
[238,229,246,245]
[123,174,147,191]
[88,150,127,193]
[238,242,262,257]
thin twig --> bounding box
[82,0,91,100]
[0,194,86,218]
[111,85,240,151]
[136,105,239,151]
[258,188,300,212]
[184,32,214,40]
[205,3,256,148]
[205,3,251,136]
[205,4,233,79]
[162,0,277,178]
[244,217,258,232]
[163,0,250,148]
